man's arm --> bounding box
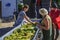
[24,15,34,24]
[39,18,50,30]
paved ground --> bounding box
[0,22,15,28]
[58,36,60,40]
[57,31,60,40]
[0,27,13,37]
[0,22,15,37]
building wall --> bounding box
[0,0,1,1]
[2,0,16,17]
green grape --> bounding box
[13,30,17,34]
[8,36,12,40]
[34,28,37,31]
[17,36,22,39]
[4,23,37,40]
[16,29,21,33]
[11,33,16,37]
[4,36,9,40]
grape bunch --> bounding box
[4,23,37,40]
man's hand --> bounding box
[32,22,39,25]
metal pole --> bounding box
[35,0,37,19]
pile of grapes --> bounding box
[4,23,37,40]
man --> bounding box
[37,8,52,40]
[49,3,60,40]
[14,4,36,26]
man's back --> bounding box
[49,8,60,24]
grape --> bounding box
[4,24,37,40]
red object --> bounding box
[49,8,60,30]
[56,16,60,29]
[36,0,41,6]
